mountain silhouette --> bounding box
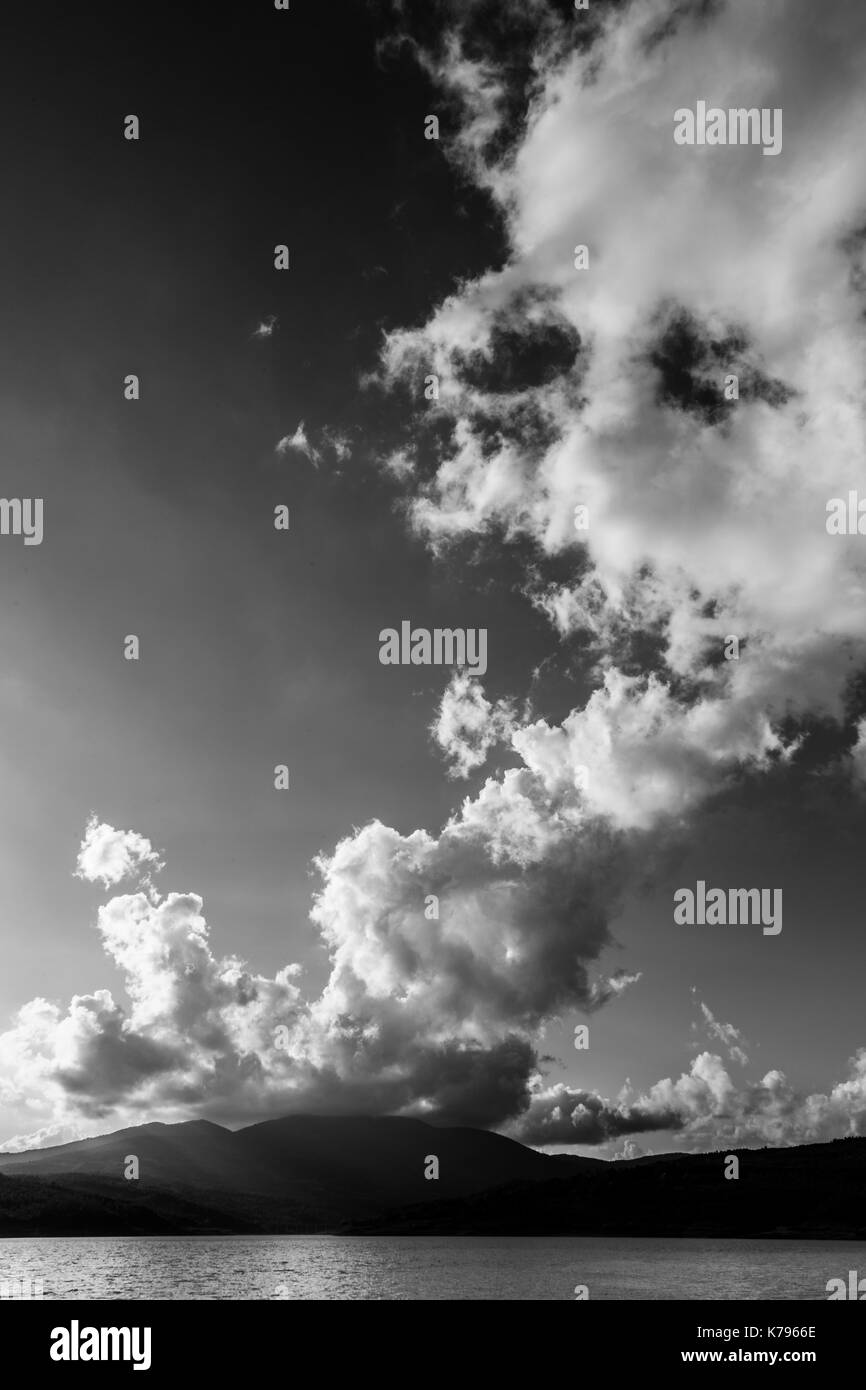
[0,1114,597,1234]
[0,1117,862,1237]
[348,1135,866,1239]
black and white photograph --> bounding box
[0,0,865,1346]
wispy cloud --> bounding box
[252,314,278,339]
[695,994,749,1067]
[276,422,320,467]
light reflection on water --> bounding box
[0,1235,859,1300]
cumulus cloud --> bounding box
[511,1047,866,1151]
[0,883,305,1129]
[0,797,630,1140]
[2,813,866,1152]
[376,0,866,774]
[612,1139,650,1161]
[74,816,164,891]
[431,671,517,777]
[513,1079,683,1146]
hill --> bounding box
[0,1114,596,1234]
[347,1135,866,1239]
[0,1118,863,1238]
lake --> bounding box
[1,1235,862,1300]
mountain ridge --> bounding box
[0,1117,862,1238]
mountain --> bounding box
[0,1118,862,1238]
[0,1114,597,1235]
[0,1120,241,1188]
[229,1114,598,1207]
[346,1135,866,1239]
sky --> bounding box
[1,0,866,1158]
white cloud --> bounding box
[431,671,516,777]
[0,799,627,1137]
[276,422,320,466]
[0,1122,87,1154]
[848,717,866,789]
[0,875,306,1133]
[513,1046,866,1150]
[321,427,352,463]
[74,816,164,891]
[376,0,866,807]
[697,999,749,1067]
[0,801,864,1152]
[612,1138,650,1161]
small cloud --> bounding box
[697,998,750,1067]
[612,1139,650,1161]
[252,315,278,339]
[276,423,320,468]
[431,671,515,779]
[588,969,642,1009]
[0,1121,87,1154]
[74,815,164,891]
[321,427,352,463]
[382,448,415,481]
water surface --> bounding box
[1,1235,860,1300]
